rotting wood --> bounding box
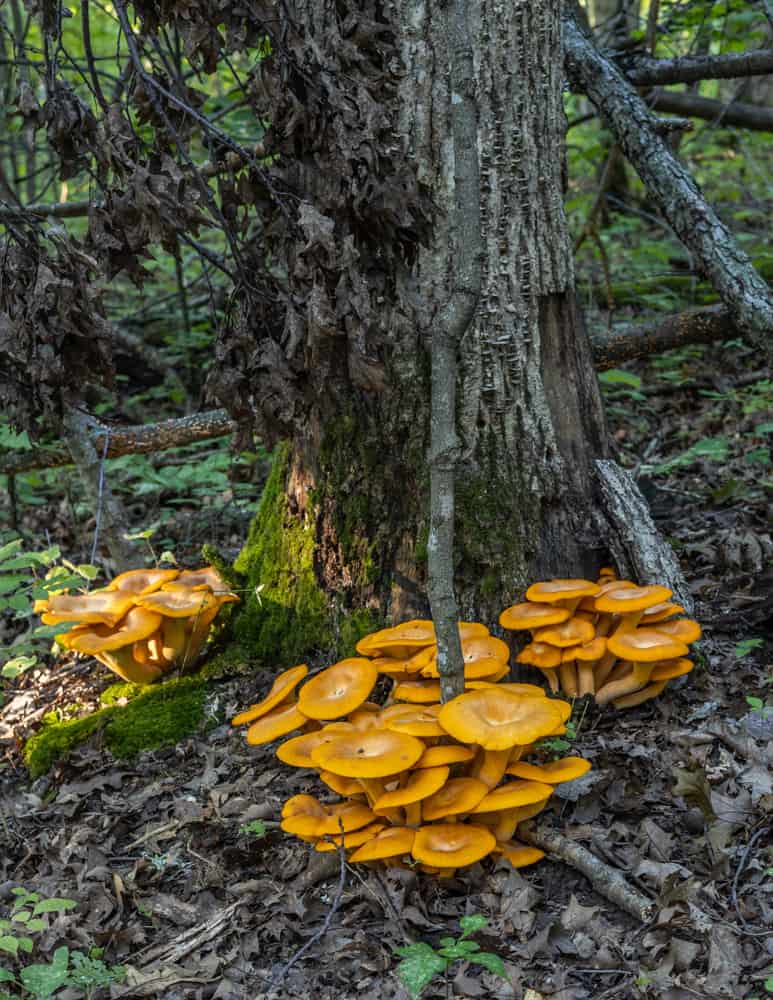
[519,821,656,923]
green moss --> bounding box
[232,443,332,665]
[201,543,243,593]
[100,682,142,706]
[24,677,207,777]
[337,608,382,658]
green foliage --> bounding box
[393,916,507,998]
[0,889,124,999]
[24,677,208,776]
[735,638,764,659]
[239,820,267,838]
[0,540,99,683]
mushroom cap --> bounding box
[370,656,421,678]
[163,566,228,592]
[595,584,673,614]
[525,579,600,603]
[413,745,476,769]
[466,681,547,697]
[281,796,375,837]
[421,655,510,681]
[231,663,309,726]
[382,704,445,738]
[470,780,555,813]
[297,658,378,720]
[421,777,490,820]
[393,680,442,703]
[137,587,228,618]
[561,637,607,662]
[373,766,450,813]
[533,617,596,648]
[37,591,136,627]
[495,842,545,868]
[310,729,425,778]
[62,607,163,654]
[315,822,386,852]
[356,620,436,657]
[319,771,365,796]
[231,664,309,726]
[641,601,685,623]
[506,757,591,783]
[651,618,702,644]
[499,602,571,631]
[439,690,566,750]
[104,568,180,595]
[275,728,344,767]
[606,629,689,662]
[650,657,694,681]
[348,826,416,862]
[245,702,308,744]
[461,636,511,664]
[411,823,496,869]
[516,642,562,669]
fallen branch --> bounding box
[564,12,773,343]
[621,48,773,87]
[645,89,773,132]
[1,409,236,476]
[519,822,656,923]
[590,303,736,370]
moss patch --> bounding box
[337,608,382,658]
[232,443,332,665]
[25,677,207,777]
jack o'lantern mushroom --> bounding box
[297,659,378,720]
[232,664,309,726]
[412,823,496,871]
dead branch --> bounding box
[519,822,656,923]
[645,88,773,132]
[590,303,736,370]
[621,48,773,86]
[564,12,773,344]
[595,458,693,614]
[1,410,236,476]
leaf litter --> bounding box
[0,339,771,999]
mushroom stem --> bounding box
[595,663,654,706]
[594,650,618,687]
[472,748,510,789]
[577,661,596,697]
[606,659,634,684]
[609,610,645,641]
[358,778,387,807]
[594,612,616,637]
[539,668,560,694]
[404,802,421,827]
[559,661,578,697]
[612,680,668,709]
[493,809,519,842]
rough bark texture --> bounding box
[644,88,773,132]
[230,1,679,664]
[621,48,773,86]
[564,13,773,344]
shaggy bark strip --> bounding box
[520,822,656,923]
[595,459,693,614]
[564,12,773,344]
[428,0,482,701]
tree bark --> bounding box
[228,1,686,664]
[644,88,773,132]
[621,48,773,87]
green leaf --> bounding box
[458,914,488,937]
[755,422,773,435]
[2,655,38,678]
[17,937,34,953]
[0,540,23,563]
[25,920,46,933]
[0,969,15,984]
[746,696,764,711]
[32,898,77,916]
[598,369,642,389]
[0,576,26,596]
[438,941,481,959]
[75,564,99,580]
[735,638,763,659]
[12,911,30,924]
[0,939,17,957]
[469,951,508,978]
[20,946,70,999]
[394,944,448,999]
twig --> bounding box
[269,836,348,993]
[519,822,656,922]
[730,825,769,928]
[89,426,110,566]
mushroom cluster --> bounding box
[500,570,701,708]
[36,566,239,685]
[233,620,591,876]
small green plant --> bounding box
[735,638,764,659]
[0,889,124,998]
[0,540,99,682]
[239,819,267,838]
[393,915,508,998]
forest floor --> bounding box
[0,337,771,1000]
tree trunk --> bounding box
[230,1,671,665]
